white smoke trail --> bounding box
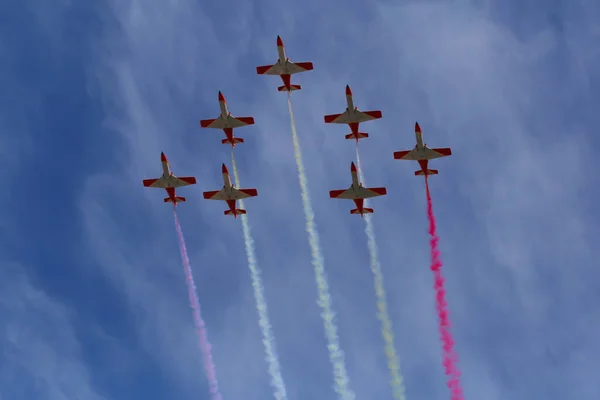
[355,146,408,400]
[287,94,354,400]
[230,150,288,400]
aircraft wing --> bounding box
[203,187,258,201]
[393,147,452,161]
[324,110,383,124]
[200,116,255,129]
[329,186,387,200]
[256,61,314,76]
[143,176,197,188]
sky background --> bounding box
[1,0,599,399]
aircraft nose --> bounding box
[345,85,352,96]
[415,122,421,132]
[218,91,225,102]
[277,35,283,47]
[222,163,228,174]
[161,152,167,162]
[351,162,357,172]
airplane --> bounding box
[393,122,452,176]
[142,152,197,206]
[202,163,258,218]
[256,35,314,92]
[200,91,255,147]
[324,85,383,142]
[329,162,387,217]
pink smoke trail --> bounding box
[173,209,223,400]
[425,178,464,400]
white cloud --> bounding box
[83,0,598,399]
[0,263,105,400]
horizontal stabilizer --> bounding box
[224,209,247,216]
[415,169,439,176]
[345,132,369,140]
[278,84,301,92]
[351,208,373,214]
[222,137,244,145]
[164,196,186,203]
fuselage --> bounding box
[352,198,365,216]
[219,100,229,118]
[226,199,239,217]
[162,160,171,178]
[223,172,232,189]
[277,45,286,64]
[351,169,359,188]
[346,94,355,112]
[415,130,424,151]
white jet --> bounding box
[256,35,314,92]
[142,152,197,206]
[393,122,452,176]
[203,163,258,218]
[200,91,255,147]
[324,85,383,142]
[329,162,387,217]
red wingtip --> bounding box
[415,122,421,133]
[161,152,167,162]
[222,163,229,174]
[277,35,283,47]
[346,85,352,96]
[218,91,225,102]
[351,162,357,172]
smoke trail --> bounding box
[424,178,464,400]
[355,147,407,400]
[230,150,288,400]
[286,94,354,400]
[173,210,223,400]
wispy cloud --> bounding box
[78,0,600,399]
[0,263,105,400]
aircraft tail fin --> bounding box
[415,169,439,176]
[345,132,369,140]
[278,84,301,92]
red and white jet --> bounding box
[142,152,197,206]
[329,162,387,217]
[200,91,255,147]
[324,85,383,142]
[256,35,314,92]
[393,122,452,176]
[203,164,258,218]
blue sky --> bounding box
[1,0,599,399]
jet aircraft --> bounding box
[329,162,387,217]
[200,91,255,147]
[203,164,258,218]
[393,122,452,176]
[142,152,197,206]
[324,85,382,142]
[256,35,314,92]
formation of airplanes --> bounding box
[142,36,452,216]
